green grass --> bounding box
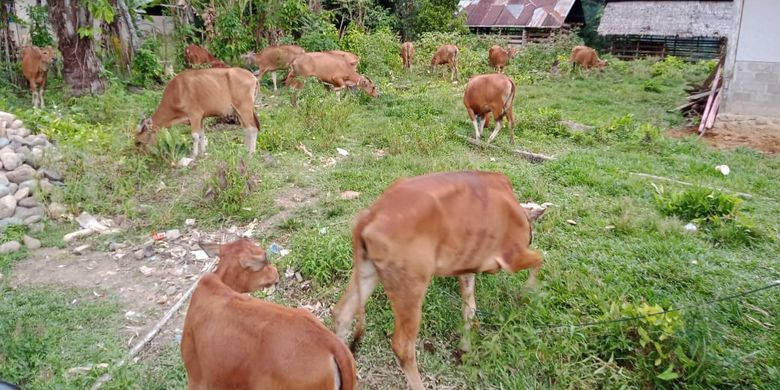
[0,41,778,389]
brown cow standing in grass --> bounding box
[135,68,260,158]
[285,52,378,106]
[323,50,360,71]
[242,45,305,91]
[464,73,517,144]
[400,42,414,71]
[182,238,357,390]
[569,45,608,73]
[430,44,459,81]
[21,46,56,108]
[184,44,228,68]
[333,171,545,390]
[488,45,517,73]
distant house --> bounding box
[597,0,734,60]
[721,0,780,118]
[458,0,586,45]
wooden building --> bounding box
[597,0,734,60]
[458,0,586,45]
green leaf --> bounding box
[657,365,680,381]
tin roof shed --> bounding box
[458,0,585,29]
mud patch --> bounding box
[667,124,780,155]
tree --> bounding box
[106,0,140,73]
[48,0,107,96]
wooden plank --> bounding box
[699,64,722,134]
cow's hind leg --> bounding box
[333,259,379,343]
[271,71,278,91]
[387,278,429,390]
[459,273,477,352]
[487,108,504,144]
[189,115,204,159]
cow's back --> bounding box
[360,171,526,276]
[162,68,256,115]
[464,74,513,110]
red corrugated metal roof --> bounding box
[459,0,578,28]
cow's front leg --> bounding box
[458,273,477,352]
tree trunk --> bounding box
[107,0,139,73]
[48,0,106,96]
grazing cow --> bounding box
[400,42,414,71]
[323,50,360,71]
[285,52,378,106]
[182,238,357,390]
[242,44,305,91]
[488,45,517,73]
[184,44,228,68]
[21,46,56,108]
[135,68,260,158]
[464,73,516,144]
[430,44,459,81]
[333,171,545,390]
[569,45,608,72]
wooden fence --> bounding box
[607,35,725,61]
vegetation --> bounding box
[1,13,779,390]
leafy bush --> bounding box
[27,5,55,47]
[341,25,401,76]
[298,20,340,51]
[642,79,662,93]
[131,39,164,86]
[573,114,649,145]
[209,6,255,62]
[517,107,568,138]
[651,55,686,78]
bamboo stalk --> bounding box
[699,65,722,134]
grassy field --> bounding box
[1,39,779,389]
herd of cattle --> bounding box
[14,40,611,389]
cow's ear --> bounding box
[239,254,267,272]
[521,202,549,222]
[199,242,221,257]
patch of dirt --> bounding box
[667,125,780,154]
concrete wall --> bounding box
[722,0,780,117]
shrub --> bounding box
[27,5,55,47]
[651,55,686,78]
[209,6,255,62]
[642,79,662,93]
[341,25,401,76]
[131,39,164,86]
[151,129,190,167]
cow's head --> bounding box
[134,116,157,152]
[241,52,255,68]
[199,238,279,293]
[597,60,609,71]
[39,47,57,70]
[358,76,379,97]
[507,47,518,58]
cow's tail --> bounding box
[498,77,516,121]
[332,343,357,390]
[349,209,372,353]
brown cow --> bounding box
[464,73,516,144]
[184,44,228,68]
[400,42,414,71]
[285,52,378,106]
[333,171,544,390]
[135,68,260,158]
[323,50,360,71]
[242,45,305,91]
[430,44,459,81]
[488,45,517,73]
[569,45,608,72]
[21,46,56,109]
[182,238,357,390]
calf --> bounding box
[400,42,414,71]
[182,238,357,390]
[464,73,516,144]
[333,171,544,390]
[323,50,359,71]
[569,45,607,72]
[184,44,228,68]
[242,44,305,91]
[285,52,378,106]
[488,45,517,73]
[135,68,260,158]
[430,44,459,81]
[21,46,56,108]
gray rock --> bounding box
[39,179,54,193]
[0,240,21,254]
[19,180,39,193]
[18,197,38,207]
[9,135,29,146]
[0,194,17,218]
[7,164,36,183]
[14,187,30,200]
[13,206,43,220]
[10,120,22,130]
[41,168,62,182]
[108,242,126,251]
[29,222,44,232]
[73,244,90,255]
[0,150,20,171]
[23,235,41,250]
[23,215,42,225]
[0,112,15,123]
[0,217,22,228]
[48,202,67,219]
[16,128,30,137]
[0,186,9,198]
[7,183,17,194]
[133,248,146,260]
[0,173,8,186]
[28,148,44,168]
[29,136,48,147]
[166,229,181,240]
[0,138,9,148]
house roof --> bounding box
[458,0,579,28]
[597,1,734,38]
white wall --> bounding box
[735,0,780,62]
